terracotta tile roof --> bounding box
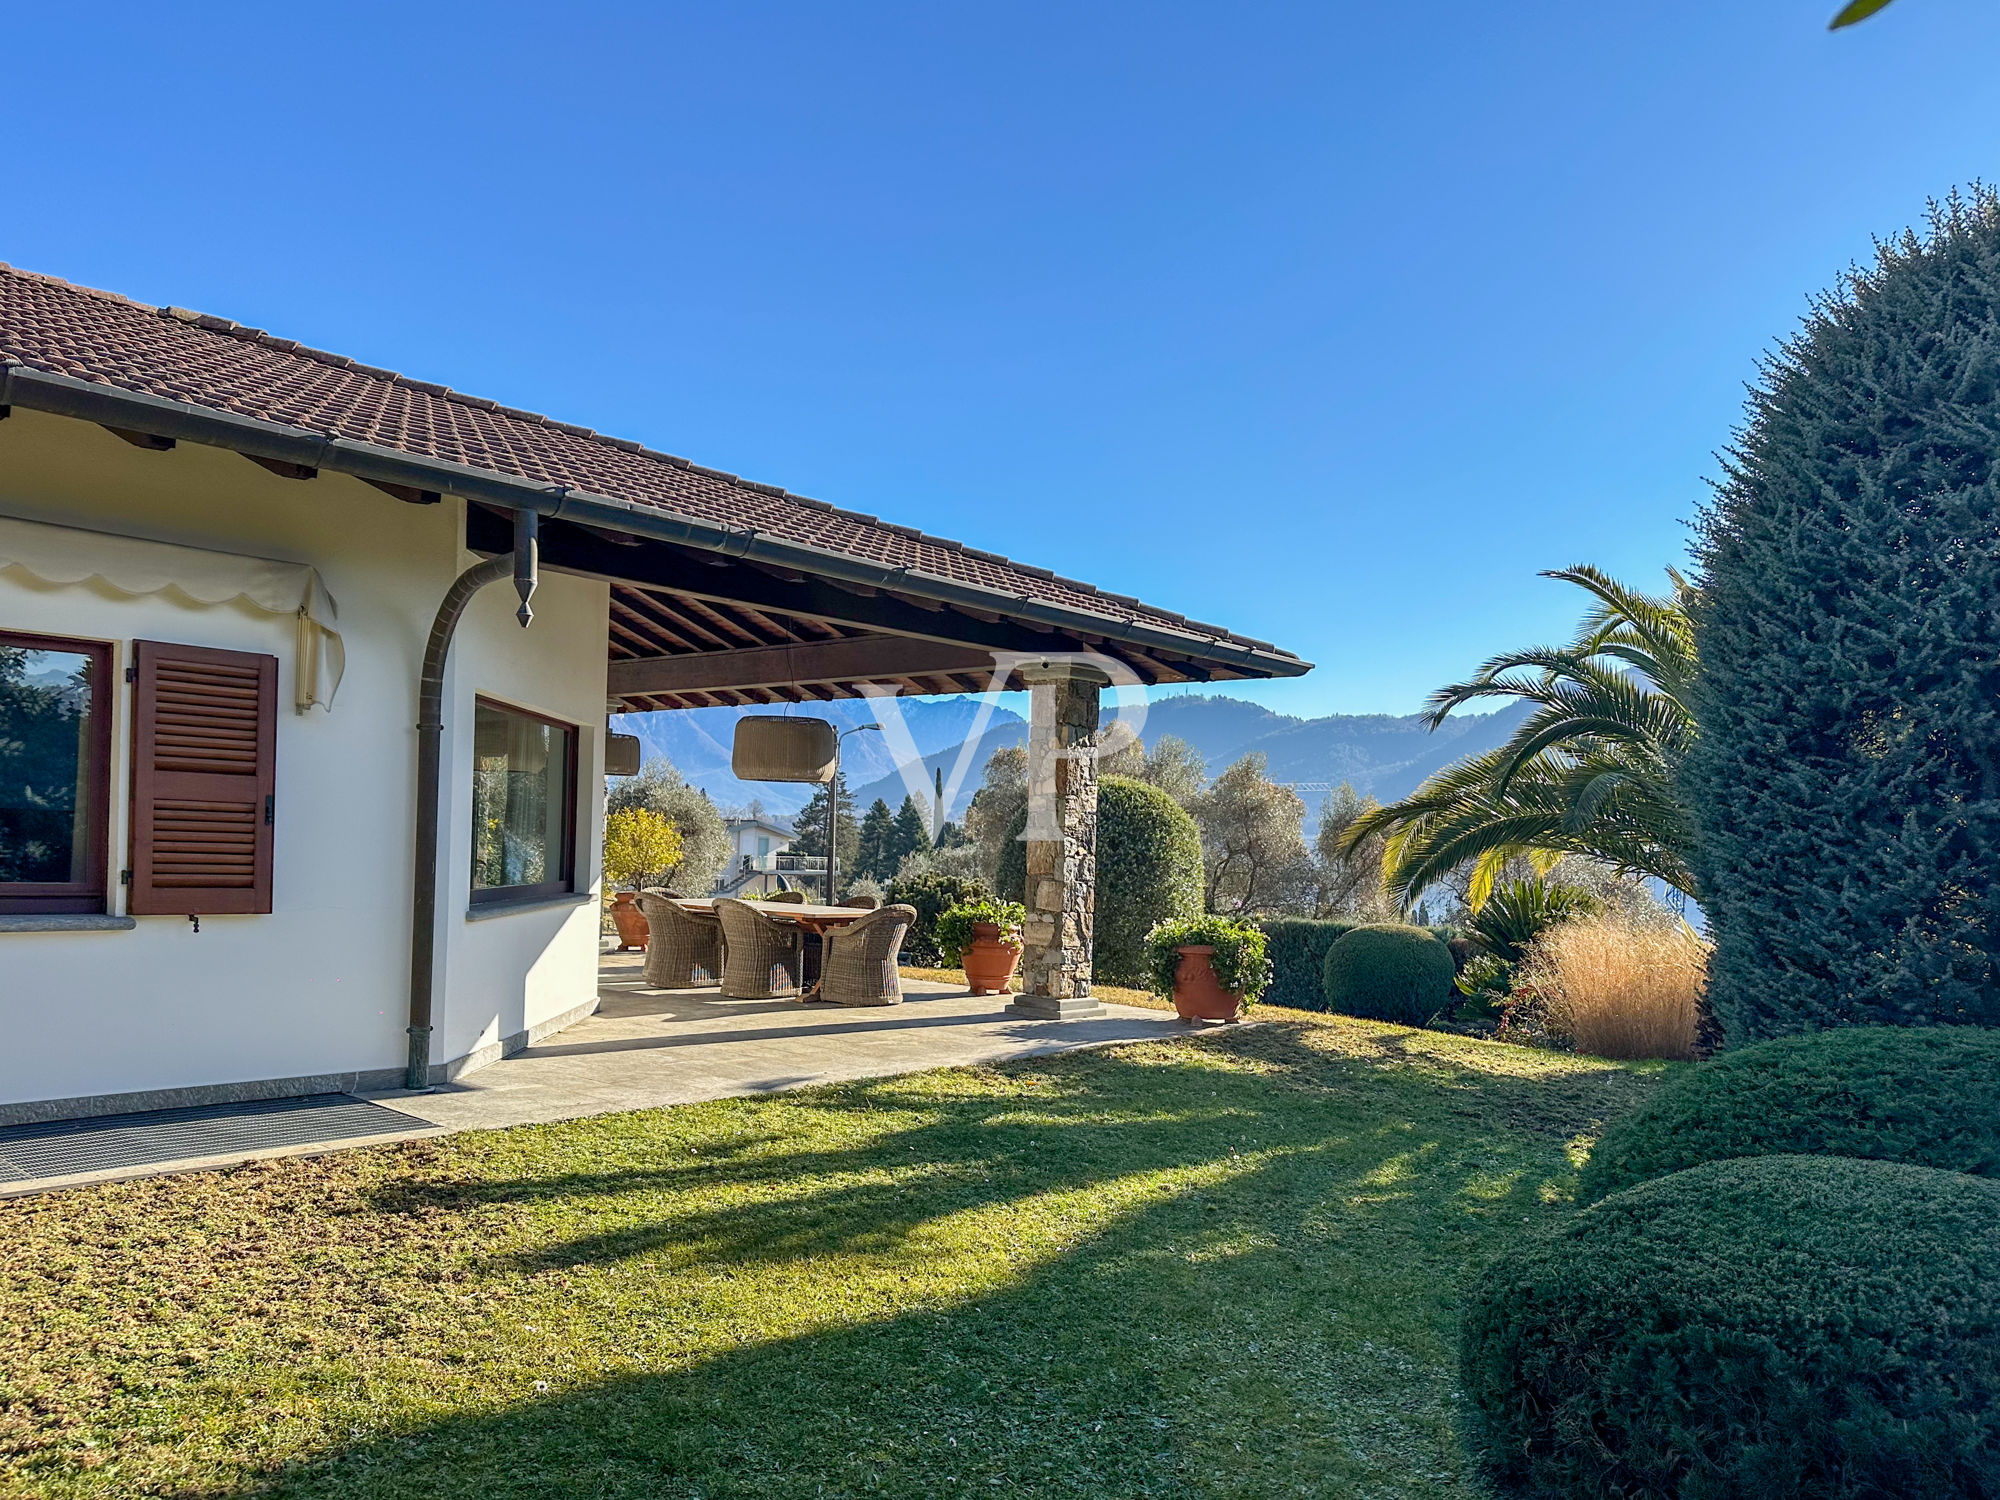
[0,263,1297,665]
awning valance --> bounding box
[0,512,344,710]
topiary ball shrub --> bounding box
[1579,1025,2000,1204]
[1255,918,1359,1010]
[997,775,1201,986]
[1461,1156,2000,1500]
[884,871,994,967]
[1320,923,1455,1025]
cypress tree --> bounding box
[1687,189,2000,1042]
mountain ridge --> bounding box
[615,693,1531,829]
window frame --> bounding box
[0,628,113,915]
[467,695,580,908]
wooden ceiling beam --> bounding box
[607,635,999,698]
[632,594,734,651]
[678,595,766,647]
[611,594,702,654]
[476,511,1086,661]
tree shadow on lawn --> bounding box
[175,1024,1644,1500]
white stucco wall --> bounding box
[0,410,609,1115]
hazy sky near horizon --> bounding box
[6,2,1998,717]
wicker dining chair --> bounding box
[765,890,808,904]
[819,904,915,1007]
[714,897,806,999]
[839,894,880,910]
[637,892,721,989]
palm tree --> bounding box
[1344,566,1699,908]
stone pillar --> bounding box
[1008,661,1109,1020]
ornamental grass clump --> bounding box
[1579,1024,2000,1203]
[1461,1155,2000,1500]
[1518,916,1705,1061]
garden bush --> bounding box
[884,871,993,967]
[1461,1155,2000,1499]
[1580,1024,2000,1204]
[998,775,1201,985]
[1255,918,1358,1009]
[1320,923,1455,1025]
[1688,191,2000,1041]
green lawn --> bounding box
[0,1011,1664,1499]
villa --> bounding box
[0,264,1305,1125]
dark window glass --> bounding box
[470,699,576,903]
[0,632,110,913]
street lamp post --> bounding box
[827,722,882,900]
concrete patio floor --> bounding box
[377,951,1187,1133]
[1,956,1187,1197]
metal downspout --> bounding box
[406,509,539,1090]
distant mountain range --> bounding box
[614,692,1531,831]
[611,697,1026,820]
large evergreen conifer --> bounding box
[854,799,897,883]
[890,794,933,874]
[1688,189,2000,1041]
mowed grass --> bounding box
[0,1011,1665,1499]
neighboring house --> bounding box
[0,263,1306,1125]
[714,816,820,898]
[725,816,795,872]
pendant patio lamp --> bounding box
[731,716,838,783]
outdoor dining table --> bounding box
[677,899,870,998]
[675,898,869,937]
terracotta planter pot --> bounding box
[610,890,650,951]
[963,921,1022,996]
[1171,945,1245,1023]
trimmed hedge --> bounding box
[883,871,993,967]
[1256,919,1359,1009]
[1580,1025,2000,1204]
[1320,923,1455,1025]
[1462,1156,2000,1499]
[998,775,1201,986]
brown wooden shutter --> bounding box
[128,641,278,915]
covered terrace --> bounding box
[0,262,1309,1039]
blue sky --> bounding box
[6,1,1996,717]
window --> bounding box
[0,630,111,914]
[470,698,577,905]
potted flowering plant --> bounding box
[934,898,1028,996]
[601,807,683,950]
[1144,914,1272,1024]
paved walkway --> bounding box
[2,958,1183,1195]
[377,953,1184,1132]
